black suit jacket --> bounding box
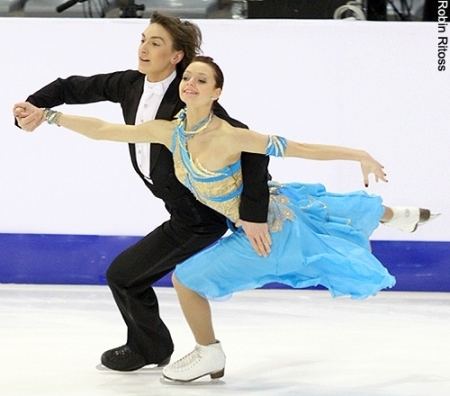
[23,70,270,227]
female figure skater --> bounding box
[14,56,434,383]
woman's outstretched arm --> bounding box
[13,102,173,146]
[231,128,387,187]
[57,114,172,144]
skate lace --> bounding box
[171,346,202,369]
[114,346,131,356]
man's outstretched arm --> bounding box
[14,71,135,131]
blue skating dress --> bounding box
[170,112,396,299]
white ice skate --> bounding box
[384,207,440,233]
[162,341,226,382]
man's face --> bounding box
[138,23,182,79]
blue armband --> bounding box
[265,135,288,157]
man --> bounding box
[15,12,271,371]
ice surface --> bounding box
[1,284,449,396]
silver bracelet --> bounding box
[43,108,61,126]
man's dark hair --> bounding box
[150,12,202,73]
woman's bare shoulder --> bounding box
[214,117,245,136]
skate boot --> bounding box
[384,207,440,232]
[100,345,170,371]
[162,341,225,382]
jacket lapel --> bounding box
[127,77,145,178]
[150,76,182,173]
[127,77,144,125]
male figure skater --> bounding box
[15,12,271,371]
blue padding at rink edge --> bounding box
[0,233,137,285]
[0,233,449,291]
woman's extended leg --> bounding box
[381,205,436,232]
[381,206,394,222]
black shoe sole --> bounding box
[100,356,171,372]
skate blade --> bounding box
[160,376,225,386]
[418,210,441,226]
[161,369,225,384]
[96,363,166,372]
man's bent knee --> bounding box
[106,249,135,288]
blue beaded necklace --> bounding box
[178,108,213,139]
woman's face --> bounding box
[138,23,183,79]
[179,62,222,107]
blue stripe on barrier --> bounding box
[0,233,449,291]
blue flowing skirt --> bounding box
[174,183,396,300]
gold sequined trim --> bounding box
[267,184,295,232]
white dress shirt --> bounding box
[135,70,176,180]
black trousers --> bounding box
[106,218,227,362]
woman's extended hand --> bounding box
[13,102,44,132]
[360,153,388,187]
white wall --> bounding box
[0,18,448,240]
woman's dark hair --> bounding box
[150,12,202,73]
[192,56,224,89]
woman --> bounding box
[14,56,434,383]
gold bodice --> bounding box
[171,127,243,223]
[169,118,295,232]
